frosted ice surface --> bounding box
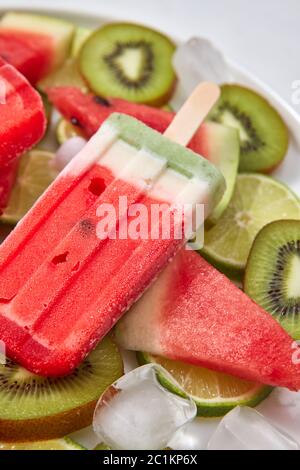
[93,364,197,450]
[258,388,300,444]
[171,37,231,110]
[55,136,87,171]
[207,406,299,450]
[168,419,219,450]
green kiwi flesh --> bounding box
[0,337,123,442]
[79,23,176,105]
[209,84,289,173]
[245,220,300,339]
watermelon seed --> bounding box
[94,96,111,107]
[79,218,95,236]
[71,117,82,128]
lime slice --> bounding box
[202,174,300,280]
[0,438,85,450]
[71,27,92,58]
[94,443,111,450]
[1,150,58,224]
[138,352,272,417]
[94,442,171,450]
[56,118,84,145]
[38,59,88,94]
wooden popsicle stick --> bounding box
[164,82,220,146]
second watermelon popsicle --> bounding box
[0,83,225,376]
[0,57,46,211]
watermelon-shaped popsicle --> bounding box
[47,86,239,222]
[0,82,225,376]
[115,250,300,391]
[0,59,46,169]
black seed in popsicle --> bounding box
[70,117,82,128]
[79,218,95,236]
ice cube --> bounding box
[55,136,87,171]
[171,37,232,110]
[168,419,220,450]
[207,406,299,450]
[258,388,300,444]
[93,364,197,450]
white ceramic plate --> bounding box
[1,1,300,450]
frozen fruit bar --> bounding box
[0,112,224,376]
[0,58,46,167]
[0,59,46,210]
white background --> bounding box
[1,0,298,112]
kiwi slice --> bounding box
[56,118,84,145]
[79,23,176,106]
[209,84,289,173]
[0,337,123,442]
[245,220,300,339]
[71,27,92,58]
[0,437,85,450]
[94,443,112,450]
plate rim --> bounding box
[1,1,299,140]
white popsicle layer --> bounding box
[61,118,220,211]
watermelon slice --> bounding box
[0,13,74,84]
[0,31,52,84]
[47,85,223,144]
[47,86,239,221]
[115,250,300,391]
[0,60,46,168]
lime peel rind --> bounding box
[137,352,273,418]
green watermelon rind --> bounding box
[206,124,240,225]
[137,352,273,418]
[0,12,75,70]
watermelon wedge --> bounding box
[47,86,225,146]
[0,31,52,84]
[0,13,74,84]
[47,86,239,221]
[115,250,300,391]
[0,60,46,168]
